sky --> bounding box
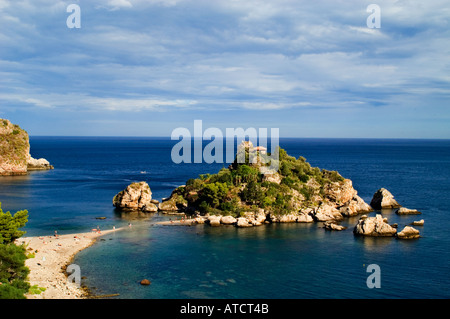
[0,0,449,138]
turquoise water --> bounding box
[1,137,449,298]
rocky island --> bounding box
[114,141,373,225]
[113,141,422,239]
[0,118,54,175]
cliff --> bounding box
[0,119,53,175]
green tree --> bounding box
[0,203,28,244]
[0,202,30,299]
[0,243,30,299]
[240,179,264,205]
[199,182,229,209]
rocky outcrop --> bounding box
[220,215,237,225]
[0,119,53,175]
[27,156,54,171]
[113,182,158,212]
[395,207,421,215]
[396,226,420,239]
[339,194,373,217]
[158,200,179,212]
[236,217,253,227]
[206,215,222,227]
[411,219,424,226]
[353,214,397,237]
[370,188,401,209]
[312,203,343,222]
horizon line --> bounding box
[28,135,450,141]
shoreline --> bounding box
[16,227,123,299]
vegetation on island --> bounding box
[0,203,30,299]
[169,142,345,218]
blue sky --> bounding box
[0,0,449,138]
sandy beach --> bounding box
[16,227,122,299]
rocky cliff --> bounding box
[0,119,53,175]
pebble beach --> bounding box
[16,228,121,299]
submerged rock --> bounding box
[323,221,347,231]
[370,188,401,210]
[353,214,397,237]
[397,226,420,239]
[140,279,151,285]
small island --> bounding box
[114,141,373,227]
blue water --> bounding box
[1,137,449,298]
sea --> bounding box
[0,137,449,299]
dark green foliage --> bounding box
[198,182,229,209]
[0,202,30,299]
[0,204,28,245]
[240,179,264,205]
[0,243,30,299]
[232,164,260,184]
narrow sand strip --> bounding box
[16,227,122,299]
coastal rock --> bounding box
[340,195,373,217]
[113,182,154,211]
[370,188,401,210]
[395,207,421,215]
[142,203,158,212]
[158,200,179,212]
[353,214,397,237]
[240,211,266,226]
[220,215,237,225]
[324,179,356,204]
[312,203,343,222]
[207,215,222,227]
[158,190,187,212]
[411,219,424,226]
[236,217,253,227]
[397,226,420,239]
[194,216,206,224]
[27,156,54,171]
[323,221,347,231]
[297,212,314,223]
[278,214,298,223]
